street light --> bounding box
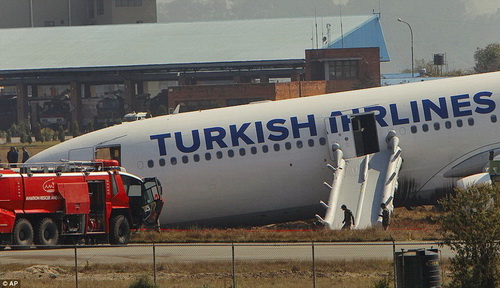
[398,18,414,77]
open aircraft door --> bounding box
[325,113,380,159]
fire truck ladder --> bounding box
[315,131,402,229]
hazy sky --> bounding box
[157,0,500,73]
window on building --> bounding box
[176,100,218,112]
[116,0,143,7]
[328,60,359,80]
[97,0,104,15]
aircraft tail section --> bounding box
[316,131,402,229]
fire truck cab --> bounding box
[0,160,163,249]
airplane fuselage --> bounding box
[28,72,500,227]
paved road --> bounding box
[0,242,452,265]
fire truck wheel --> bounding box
[110,215,130,245]
[12,218,34,250]
[35,218,59,248]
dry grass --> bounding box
[0,140,60,163]
[0,259,406,288]
[131,206,444,243]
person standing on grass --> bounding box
[7,146,18,167]
[21,147,30,163]
[341,204,355,230]
[380,203,390,230]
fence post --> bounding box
[232,243,236,288]
[153,243,157,285]
[392,239,396,288]
[312,242,316,288]
[74,245,79,288]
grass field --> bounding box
[1,258,450,288]
[0,140,59,164]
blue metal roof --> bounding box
[0,15,389,72]
[328,15,389,62]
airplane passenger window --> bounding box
[228,150,235,158]
[205,153,211,161]
[445,121,452,129]
[468,118,474,126]
[297,141,303,148]
[434,123,440,130]
[285,142,292,150]
[182,156,189,163]
[262,145,269,153]
[170,157,177,165]
[491,115,498,123]
[147,160,154,168]
[422,124,429,132]
[216,151,223,159]
[319,137,326,146]
[239,148,246,156]
[159,158,166,167]
[251,147,257,154]
[410,126,417,133]
[308,139,315,147]
[274,144,280,151]
[457,119,463,127]
[194,154,200,162]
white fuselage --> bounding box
[28,72,500,226]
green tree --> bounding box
[57,126,65,142]
[34,123,44,142]
[439,184,500,288]
[474,43,500,73]
[6,130,11,143]
[70,121,80,137]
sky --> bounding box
[156,0,500,73]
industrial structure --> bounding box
[0,0,157,28]
[0,15,389,130]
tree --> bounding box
[57,126,65,142]
[439,184,500,288]
[474,43,500,73]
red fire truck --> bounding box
[0,160,163,249]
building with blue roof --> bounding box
[0,15,389,129]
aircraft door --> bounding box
[95,145,122,165]
[325,113,380,159]
[141,177,164,226]
[351,114,380,156]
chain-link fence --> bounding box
[0,241,451,288]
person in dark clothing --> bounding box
[380,203,390,230]
[341,204,355,230]
[21,147,30,163]
[7,146,18,167]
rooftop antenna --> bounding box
[311,23,315,49]
[314,0,319,49]
[340,5,344,48]
[326,23,331,47]
[373,0,382,19]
